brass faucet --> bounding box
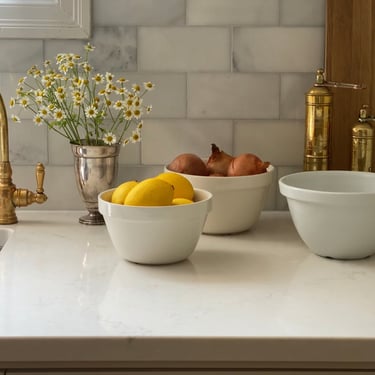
[0,93,47,224]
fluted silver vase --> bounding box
[71,142,120,225]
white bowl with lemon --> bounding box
[98,172,212,265]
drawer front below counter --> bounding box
[5,371,375,375]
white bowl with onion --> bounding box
[165,145,274,234]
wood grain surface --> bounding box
[325,0,375,170]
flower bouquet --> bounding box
[10,43,154,146]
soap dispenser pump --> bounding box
[351,105,374,172]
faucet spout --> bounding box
[0,93,47,224]
[0,94,9,163]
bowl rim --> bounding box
[279,170,375,200]
[164,164,274,179]
[98,187,213,209]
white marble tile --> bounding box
[89,27,137,71]
[276,165,303,210]
[118,142,141,165]
[138,27,231,72]
[117,165,164,183]
[9,120,48,165]
[187,0,279,25]
[141,119,233,165]
[280,73,316,120]
[188,73,279,119]
[263,165,278,210]
[47,132,74,166]
[12,165,84,211]
[113,72,187,118]
[281,0,326,26]
[234,120,305,167]
[93,0,185,26]
[233,27,325,72]
[45,28,137,72]
[0,40,43,72]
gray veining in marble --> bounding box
[90,27,137,71]
[0,40,43,72]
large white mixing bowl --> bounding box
[279,170,375,260]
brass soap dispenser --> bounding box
[351,105,374,172]
[304,69,365,171]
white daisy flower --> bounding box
[33,114,43,126]
[20,97,29,108]
[124,108,133,121]
[85,105,98,118]
[53,109,65,121]
[132,83,141,92]
[133,108,142,119]
[130,129,141,143]
[113,100,124,111]
[84,43,95,52]
[11,114,21,123]
[103,132,117,145]
[143,81,155,91]
[93,73,104,84]
[39,106,49,117]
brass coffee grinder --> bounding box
[304,69,365,171]
[351,105,374,172]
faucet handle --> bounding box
[12,162,47,207]
[35,162,45,195]
[34,162,47,204]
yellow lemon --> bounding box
[156,172,194,200]
[111,180,138,204]
[124,178,174,206]
[172,198,194,205]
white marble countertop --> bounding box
[1,210,375,368]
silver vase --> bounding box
[71,143,120,225]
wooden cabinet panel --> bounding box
[325,0,375,170]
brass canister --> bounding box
[304,70,332,171]
[351,106,373,172]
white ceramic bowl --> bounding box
[165,165,274,234]
[279,170,375,260]
[98,188,212,265]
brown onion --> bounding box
[206,144,234,176]
[167,153,209,176]
[227,153,270,176]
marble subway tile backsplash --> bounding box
[0,0,326,210]
[187,0,279,26]
[138,27,231,72]
[187,73,280,119]
[233,27,325,72]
